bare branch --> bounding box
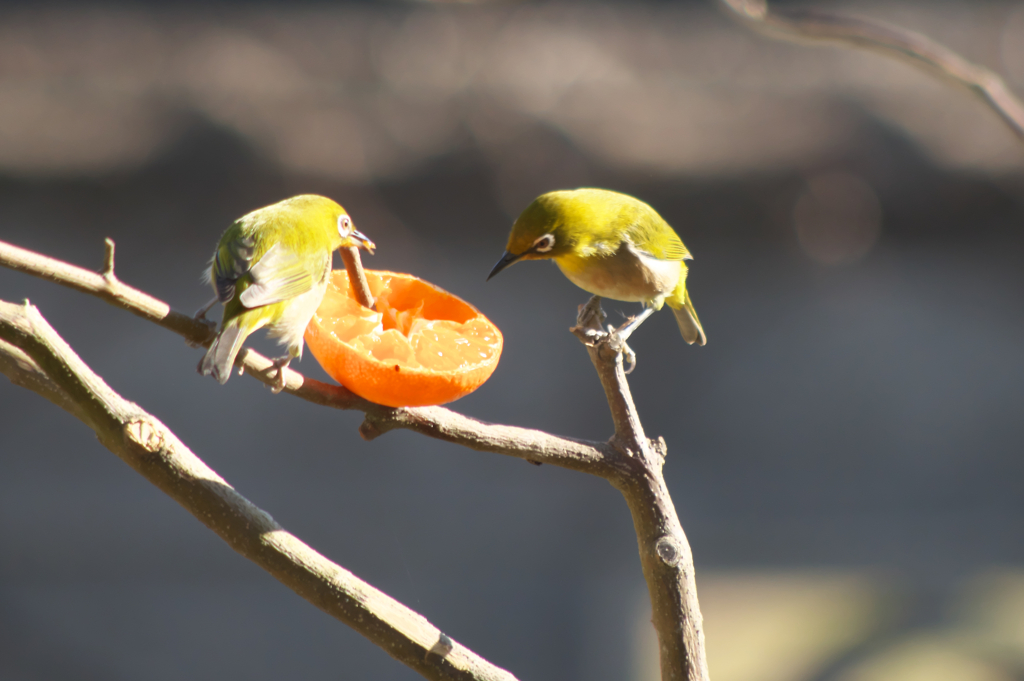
[0,238,611,472]
[571,309,649,455]
[571,305,709,681]
[1,237,710,679]
[0,335,88,421]
[0,239,210,342]
[717,0,1024,139]
[361,405,613,472]
[0,299,518,681]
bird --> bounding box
[196,194,375,392]
[487,188,705,358]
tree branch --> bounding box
[717,0,1024,140]
[0,299,518,681]
[572,309,709,681]
[0,335,87,421]
[0,238,611,473]
[1,237,711,680]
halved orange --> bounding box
[305,270,503,407]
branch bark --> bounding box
[573,314,709,681]
[0,299,517,681]
[717,0,1024,140]
[0,238,610,472]
[1,237,711,680]
[341,246,377,310]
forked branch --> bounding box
[572,306,709,681]
[0,300,517,681]
[0,237,710,679]
[718,0,1024,139]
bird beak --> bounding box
[487,250,521,281]
[350,228,375,254]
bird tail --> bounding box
[198,322,250,384]
[671,289,707,346]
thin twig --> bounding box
[341,246,376,310]
[717,0,1024,139]
[0,300,517,681]
[572,317,649,455]
[102,238,117,284]
[0,239,209,341]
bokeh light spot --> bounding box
[794,172,883,266]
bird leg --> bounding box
[614,306,655,343]
[268,355,293,394]
[610,307,655,374]
[186,297,219,348]
[194,297,218,321]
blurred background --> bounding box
[2,1,1024,679]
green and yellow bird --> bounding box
[197,194,374,391]
[488,188,705,347]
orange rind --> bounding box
[305,270,503,407]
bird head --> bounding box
[335,210,375,254]
[282,195,375,253]
[487,191,577,280]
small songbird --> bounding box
[488,188,705,349]
[197,194,375,391]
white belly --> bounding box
[556,242,682,305]
[265,264,330,358]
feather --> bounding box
[239,243,321,309]
[671,289,706,346]
[198,322,251,384]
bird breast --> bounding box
[554,241,683,304]
[263,259,332,355]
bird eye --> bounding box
[532,234,555,253]
[338,215,352,236]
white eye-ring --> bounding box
[338,214,353,236]
[532,234,555,253]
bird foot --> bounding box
[187,298,219,349]
[268,355,292,394]
[607,307,654,374]
[607,324,638,374]
[576,295,606,331]
[572,298,641,373]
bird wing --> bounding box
[238,242,325,309]
[627,210,692,262]
[211,229,257,303]
[645,231,691,261]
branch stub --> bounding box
[655,536,684,567]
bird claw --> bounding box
[187,299,219,349]
[268,356,292,394]
[576,295,606,331]
[574,297,643,373]
[621,340,637,374]
[607,324,637,374]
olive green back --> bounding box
[508,188,691,262]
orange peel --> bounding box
[305,270,503,407]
